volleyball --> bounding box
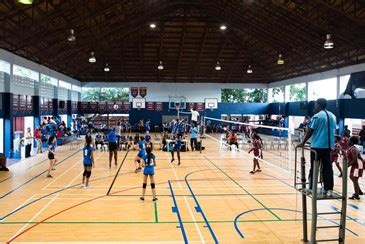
[113,104,118,110]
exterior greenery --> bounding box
[288,84,306,102]
[270,87,284,102]
[221,88,268,103]
[81,87,129,102]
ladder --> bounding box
[294,146,348,243]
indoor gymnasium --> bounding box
[1,0,365,243]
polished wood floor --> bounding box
[1,135,365,243]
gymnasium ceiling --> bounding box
[1,0,365,83]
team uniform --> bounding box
[331,142,341,163]
[143,153,156,176]
[48,142,56,160]
[145,134,152,143]
[347,146,364,178]
[138,140,146,158]
[252,138,262,158]
[108,130,118,151]
[83,145,95,167]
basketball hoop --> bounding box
[174,102,181,111]
[136,102,142,111]
[208,103,215,111]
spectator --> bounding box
[0,153,9,171]
[342,125,351,138]
[34,126,43,154]
[298,98,336,197]
[190,124,199,151]
[24,127,33,158]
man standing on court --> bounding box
[298,98,336,197]
[190,107,200,127]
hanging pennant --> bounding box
[139,87,147,98]
[131,87,138,98]
[147,102,154,111]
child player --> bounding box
[331,136,343,177]
[140,147,157,201]
[82,136,95,189]
[170,134,182,166]
[248,132,262,174]
[134,136,146,173]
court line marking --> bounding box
[154,201,159,223]
[106,150,130,195]
[166,151,206,244]
[204,158,282,220]
[8,194,59,241]
[0,150,80,199]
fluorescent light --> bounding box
[150,23,156,29]
[220,25,227,30]
[89,52,96,63]
[18,0,32,4]
[104,63,110,72]
[324,34,334,49]
[277,54,284,65]
[67,29,76,42]
[247,65,253,74]
[157,61,164,70]
[215,61,221,71]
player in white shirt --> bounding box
[190,108,200,127]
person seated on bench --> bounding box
[228,131,239,150]
[0,153,9,171]
[95,132,104,151]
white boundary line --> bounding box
[165,151,206,244]
[8,194,59,240]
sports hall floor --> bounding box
[1,135,365,243]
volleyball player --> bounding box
[140,146,157,201]
[248,133,262,174]
[107,129,118,169]
[134,136,146,173]
[345,136,364,200]
[171,134,182,166]
[46,136,57,178]
[331,136,343,177]
[82,136,95,188]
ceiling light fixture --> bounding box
[277,54,284,65]
[247,65,253,74]
[220,25,227,31]
[150,23,156,29]
[324,34,334,49]
[89,52,96,63]
[157,61,164,70]
[67,29,76,42]
[17,0,32,4]
[104,63,110,72]
[215,61,221,71]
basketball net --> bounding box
[175,102,181,118]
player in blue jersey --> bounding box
[140,146,157,201]
[46,135,57,178]
[107,129,118,169]
[170,134,182,166]
[82,136,95,188]
[134,136,146,173]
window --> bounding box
[221,88,268,103]
[268,87,284,103]
[40,74,58,86]
[0,60,10,74]
[339,75,350,96]
[308,78,337,101]
[59,80,72,90]
[13,65,38,81]
[285,83,306,102]
[81,87,130,102]
[72,85,81,92]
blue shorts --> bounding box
[143,166,154,176]
[83,164,92,168]
[137,151,145,158]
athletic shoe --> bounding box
[359,191,363,195]
[325,190,333,197]
[51,168,56,171]
[80,183,85,188]
[338,173,342,177]
[256,169,262,172]
[140,197,145,201]
[135,168,139,173]
[47,174,53,178]
[0,167,9,171]
[153,198,158,201]
[249,171,255,174]
[178,162,181,166]
[349,194,360,200]
[170,159,175,163]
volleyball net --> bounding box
[202,116,295,173]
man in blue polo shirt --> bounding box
[298,98,336,196]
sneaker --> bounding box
[51,168,56,171]
[359,191,363,195]
[178,162,181,166]
[47,174,53,178]
[249,171,255,174]
[153,198,158,201]
[349,194,360,200]
[170,159,175,163]
[0,167,9,171]
[325,190,333,197]
[80,183,85,188]
[256,169,262,172]
[140,197,145,201]
[338,173,342,178]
